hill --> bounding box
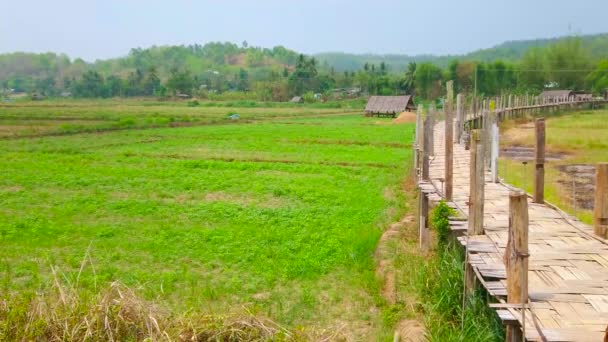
[315,33,608,72]
[0,43,300,95]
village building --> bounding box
[364,95,415,118]
[574,92,593,101]
[539,90,574,103]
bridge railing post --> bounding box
[422,114,431,181]
[466,129,485,293]
[414,105,423,179]
[534,118,546,203]
[445,81,454,201]
[505,190,529,342]
[419,190,430,253]
[595,163,608,238]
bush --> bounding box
[187,100,200,107]
[413,201,504,341]
[431,201,453,247]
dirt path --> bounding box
[375,209,427,341]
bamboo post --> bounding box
[419,190,430,253]
[429,103,435,156]
[505,190,529,342]
[456,93,463,143]
[414,105,423,179]
[445,81,454,201]
[422,115,431,181]
[534,118,546,203]
[465,129,485,293]
[491,113,499,183]
[594,163,608,238]
[468,130,485,235]
[484,100,492,168]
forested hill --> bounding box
[315,33,608,72]
[0,43,301,95]
[2,33,608,99]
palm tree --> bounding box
[402,62,417,94]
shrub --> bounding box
[431,201,453,247]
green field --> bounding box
[0,100,414,339]
[499,109,608,224]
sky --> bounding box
[2,0,608,61]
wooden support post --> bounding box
[505,190,529,342]
[595,163,608,238]
[445,81,454,201]
[491,114,499,183]
[414,105,423,179]
[428,104,435,156]
[468,130,485,235]
[419,190,430,253]
[534,118,546,203]
[484,100,492,169]
[422,115,431,181]
[465,129,485,293]
[456,93,463,143]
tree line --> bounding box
[2,38,608,101]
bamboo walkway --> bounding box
[421,121,608,341]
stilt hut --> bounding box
[364,95,415,118]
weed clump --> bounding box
[0,275,342,341]
[414,201,504,341]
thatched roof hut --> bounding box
[364,96,414,117]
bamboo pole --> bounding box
[534,118,546,204]
[456,93,464,143]
[445,81,454,201]
[422,115,431,181]
[505,190,529,342]
[428,103,435,156]
[468,130,484,235]
[414,105,423,179]
[594,163,608,238]
[419,190,430,253]
[491,113,499,183]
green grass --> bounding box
[416,202,504,341]
[0,99,362,138]
[0,100,414,339]
[499,109,608,224]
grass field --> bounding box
[0,99,414,339]
[0,98,366,138]
[499,109,608,224]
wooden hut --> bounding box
[364,95,415,118]
[539,90,574,103]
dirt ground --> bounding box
[374,179,426,341]
[393,111,417,124]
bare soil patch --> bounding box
[556,164,596,210]
[501,146,568,161]
[393,112,417,124]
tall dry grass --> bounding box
[0,264,345,341]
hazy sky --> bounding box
[2,0,608,61]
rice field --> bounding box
[0,99,415,340]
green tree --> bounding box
[400,62,417,94]
[518,47,546,91]
[545,38,591,90]
[415,63,443,99]
[586,60,608,94]
[166,68,195,95]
